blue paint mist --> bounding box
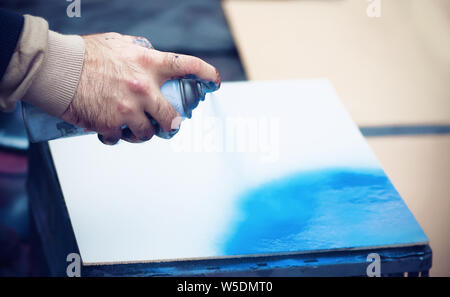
[222,168,427,256]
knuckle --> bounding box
[105,32,122,39]
[117,100,136,116]
[153,97,170,129]
[127,78,150,96]
[148,93,177,131]
[138,50,155,67]
[142,133,154,142]
[160,52,171,66]
[161,106,176,130]
[103,121,117,132]
[138,124,154,141]
[169,54,181,71]
[136,121,148,133]
[138,51,150,66]
[152,95,163,116]
[161,52,180,72]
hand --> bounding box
[61,32,221,145]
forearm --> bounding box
[0,12,85,117]
[1,10,220,146]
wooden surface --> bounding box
[222,0,450,127]
[367,135,450,277]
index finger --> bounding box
[158,52,221,88]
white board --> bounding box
[49,80,426,265]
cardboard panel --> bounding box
[223,0,450,126]
[368,135,450,276]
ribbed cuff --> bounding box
[23,30,85,117]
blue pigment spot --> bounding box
[221,168,427,256]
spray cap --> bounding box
[179,78,218,118]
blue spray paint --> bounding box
[222,168,427,256]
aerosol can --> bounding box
[22,78,217,143]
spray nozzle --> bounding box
[179,78,218,118]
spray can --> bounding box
[22,78,216,143]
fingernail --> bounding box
[140,135,153,142]
[98,134,119,145]
[171,116,182,131]
[201,80,220,93]
[215,68,221,88]
[169,128,180,137]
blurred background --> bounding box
[0,0,449,276]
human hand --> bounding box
[61,32,221,145]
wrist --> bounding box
[61,35,96,126]
[23,30,85,117]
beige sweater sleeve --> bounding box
[0,14,85,117]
